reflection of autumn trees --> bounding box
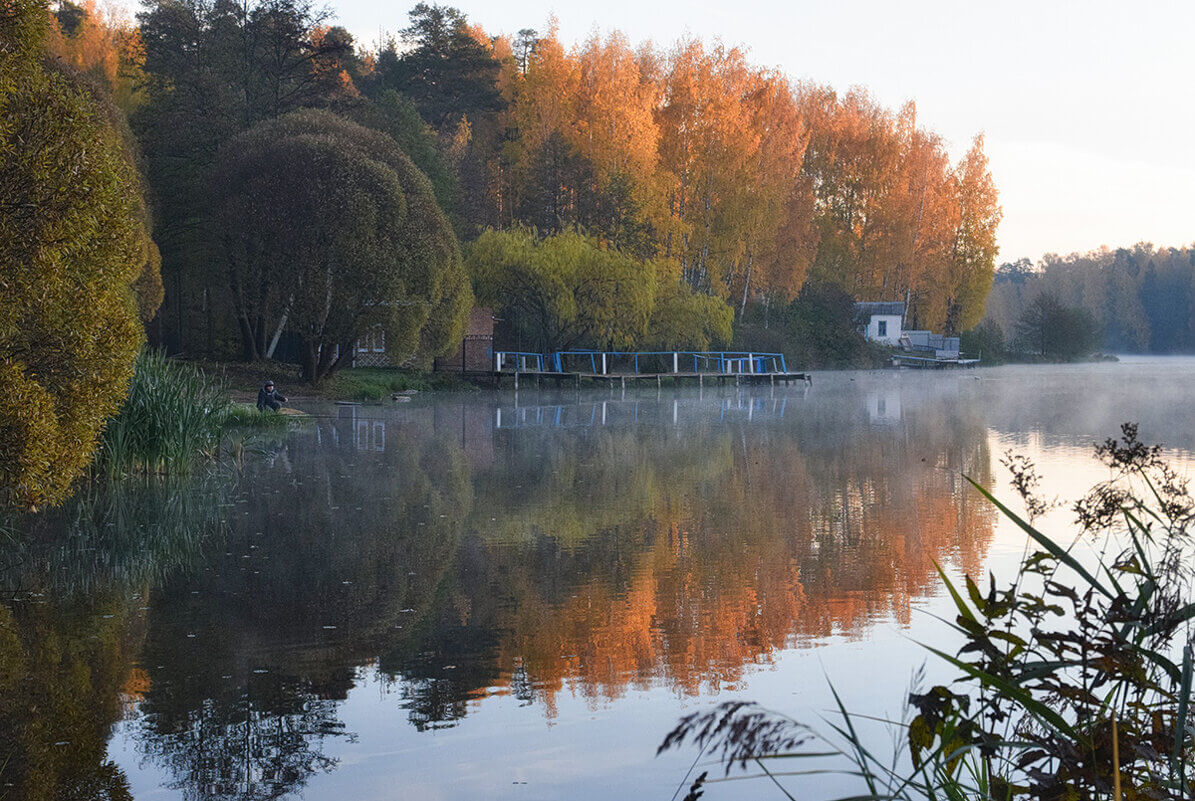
[444,392,996,713]
[0,472,232,801]
[0,591,143,801]
[0,391,1000,799]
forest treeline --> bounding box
[984,244,1195,356]
[49,0,1001,360]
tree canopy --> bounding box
[211,109,472,382]
[0,1,154,509]
[1014,293,1100,361]
[366,2,506,131]
[468,228,732,354]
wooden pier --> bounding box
[489,370,811,389]
[477,350,811,389]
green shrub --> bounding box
[961,320,1006,364]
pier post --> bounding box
[514,371,519,390]
[601,353,607,374]
[673,352,679,373]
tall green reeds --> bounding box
[98,350,230,475]
[661,423,1195,801]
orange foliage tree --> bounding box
[458,28,1001,333]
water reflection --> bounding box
[0,473,233,801]
[1,379,1001,799]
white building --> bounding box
[855,302,905,345]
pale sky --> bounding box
[130,0,1195,263]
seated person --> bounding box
[256,380,288,412]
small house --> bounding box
[855,302,905,345]
[350,307,495,370]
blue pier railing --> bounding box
[552,350,787,375]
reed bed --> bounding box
[98,351,230,475]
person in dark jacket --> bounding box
[257,380,288,412]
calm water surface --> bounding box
[5,359,1195,800]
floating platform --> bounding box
[891,354,980,368]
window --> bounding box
[878,320,888,337]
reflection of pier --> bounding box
[493,394,797,429]
[489,350,811,389]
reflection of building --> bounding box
[867,391,902,424]
[336,404,386,451]
[856,302,905,345]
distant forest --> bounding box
[46,0,1001,360]
[985,245,1195,354]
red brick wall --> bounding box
[435,307,494,372]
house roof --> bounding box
[855,301,905,317]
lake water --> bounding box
[5,358,1195,801]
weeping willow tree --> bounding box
[211,109,472,383]
[0,1,158,511]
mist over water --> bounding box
[5,359,1195,801]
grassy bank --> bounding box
[205,360,476,402]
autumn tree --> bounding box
[211,110,471,382]
[0,1,153,509]
[45,0,145,111]
[942,135,1001,332]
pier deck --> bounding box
[474,350,811,389]
[480,370,811,389]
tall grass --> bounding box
[661,423,1195,801]
[98,350,231,475]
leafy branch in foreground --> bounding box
[661,423,1195,800]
